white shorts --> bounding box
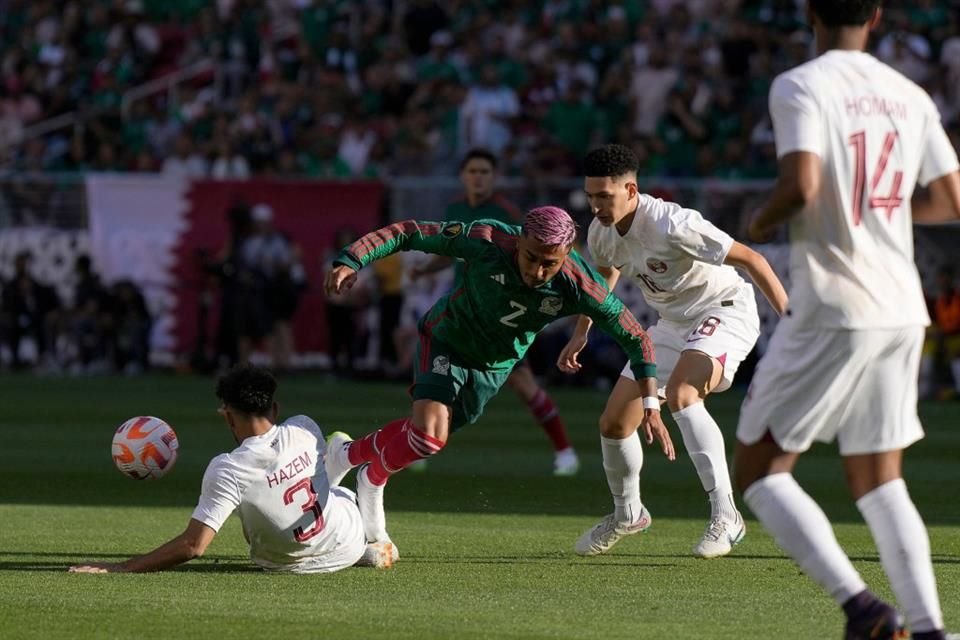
[620,286,760,397]
[736,319,925,456]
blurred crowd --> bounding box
[193,201,306,374]
[0,198,309,375]
[2,0,960,179]
[0,250,151,374]
[1,0,960,394]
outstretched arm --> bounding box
[69,519,216,573]
[575,284,675,460]
[724,241,788,316]
[557,265,621,373]
[335,221,449,269]
[327,220,488,296]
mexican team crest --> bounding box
[539,297,562,316]
[442,222,463,238]
[432,356,450,375]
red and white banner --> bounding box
[86,174,189,352]
[85,176,385,358]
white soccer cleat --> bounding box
[356,540,399,569]
[693,514,746,559]
[324,431,354,487]
[553,448,580,477]
[357,464,390,543]
[574,508,652,556]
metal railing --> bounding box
[120,58,218,118]
[5,58,218,153]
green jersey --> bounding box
[444,195,523,284]
[334,219,656,379]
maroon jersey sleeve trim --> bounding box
[561,260,607,303]
[349,221,441,259]
[468,224,518,252]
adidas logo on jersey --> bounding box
[490,274,505,285]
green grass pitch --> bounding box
[0,373,957,639]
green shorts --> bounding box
[411,332,512,431]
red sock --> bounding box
[527,389,571,452]
[348,418,409,466]
[366,423,446,485]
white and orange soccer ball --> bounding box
[112,416,179,480]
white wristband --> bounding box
[642,396,660,411]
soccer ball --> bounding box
[112,416,179,480]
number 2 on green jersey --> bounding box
[499,301,527,327]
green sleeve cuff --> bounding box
[333,251,363,271]
[630,362,657,381]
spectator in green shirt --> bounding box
[545,81,598,163]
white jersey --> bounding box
[588,194,746,323]
[769,50,959,329]
[191,415,365,573]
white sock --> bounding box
[951,359,960,393]
[672,402,738,521]
[856,479,943,633]
[600,433,644,525]
[744,473,866,605]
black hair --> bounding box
[809,0,880,27]
[459,148,498,171]
[583,144,640,178]
[216,365,277,417]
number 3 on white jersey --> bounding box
[499,301,527,327]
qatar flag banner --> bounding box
[85,176,385,360]
[86,174,190,354]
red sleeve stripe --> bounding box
[468,224,517,251]
[350,221,412,258]
[417,333,431,373]
[420,222,442,236]
[618,309,644,336]
[562,265,607,304]
[618,309,655,363]
[561,259,608,297]
[347,235,376,258]
[422,287,464,335]
[351,220,439,259]
[561,261,607,303]
[350,232,390,258]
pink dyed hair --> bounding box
[522,206,577,247]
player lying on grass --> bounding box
[323,206,675,548]
[69,366,395,574]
